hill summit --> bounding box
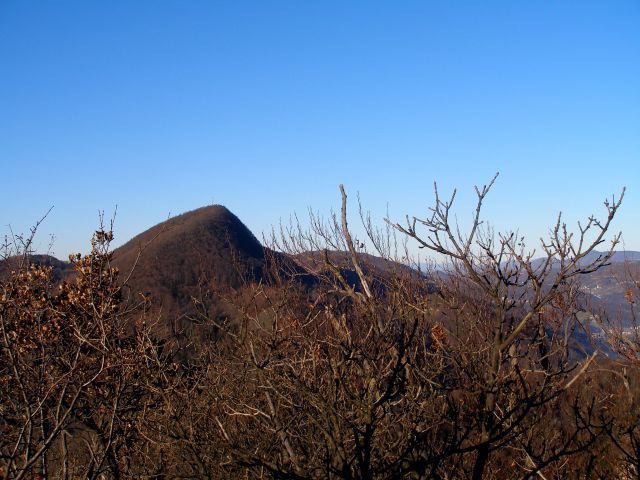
[112,205,268,327]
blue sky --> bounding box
[1,1,638,260]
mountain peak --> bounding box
[111,205,266,331]
[114,205,264,265]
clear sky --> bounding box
[1,1,638,260]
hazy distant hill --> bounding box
[577,250,640,330]
[528,250,640,327]
[578,261,640,326]
[530,250,640,270]
[578,250,640,265]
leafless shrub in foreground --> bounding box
[179,177,626,479]
[0,224,159,479]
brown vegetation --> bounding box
[1,177,637,479]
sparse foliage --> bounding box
[0,177,634,479]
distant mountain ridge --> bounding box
[2,208,638,343]
[589,250,640,263]
[530,250,640,270]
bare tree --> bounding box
[0,177,629,479]
[593,259,640,479]
[0,224,152,479]
[187,178,621,478]
[387,173,625,479]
